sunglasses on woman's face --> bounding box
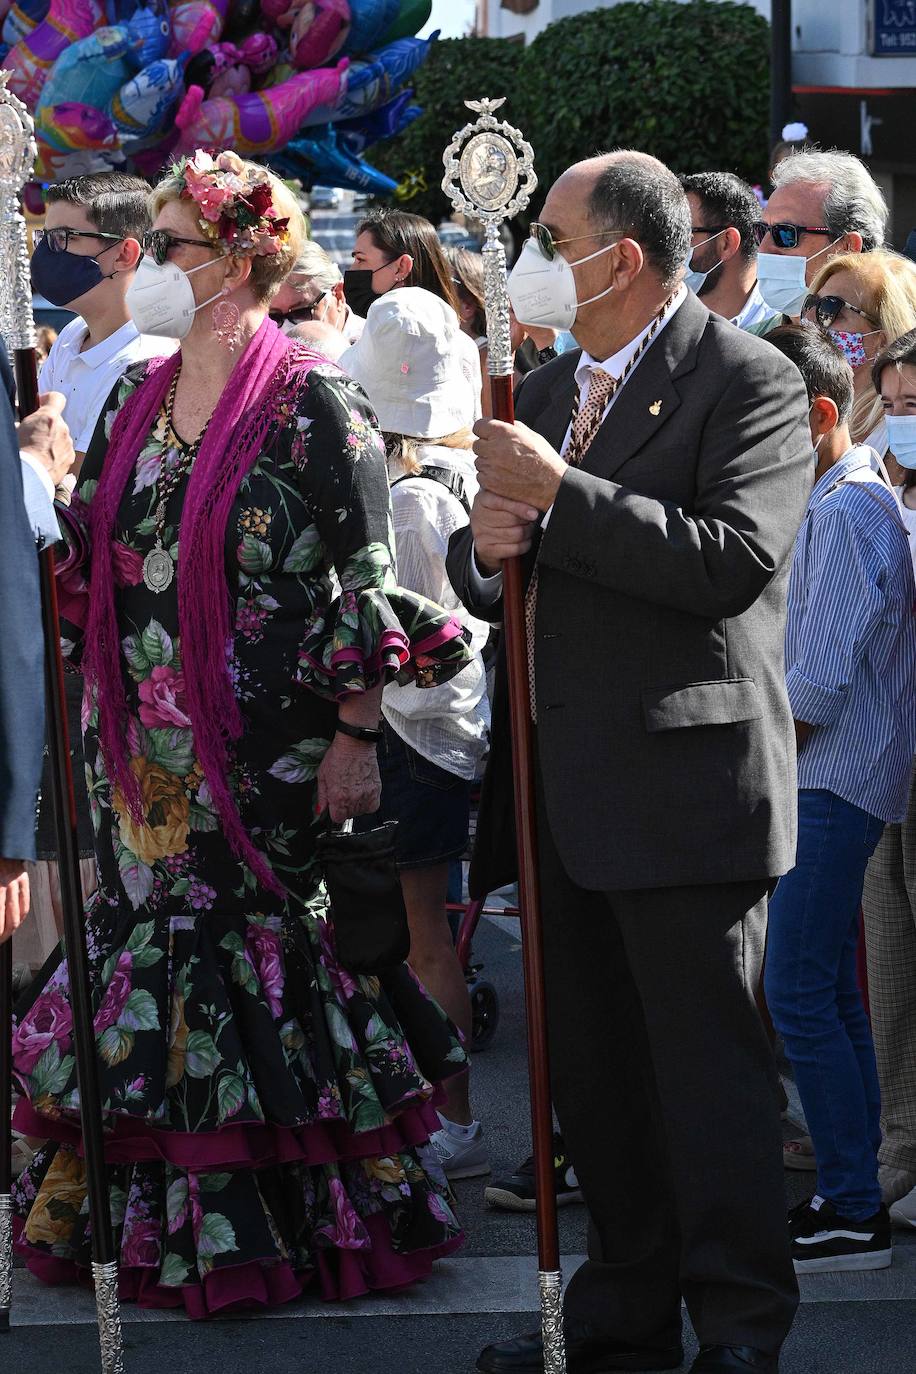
[528,221,621,262]
[753,221,832,250]
[142,229,218,265]
[802,293,880,331]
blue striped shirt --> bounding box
[786,446,916,822]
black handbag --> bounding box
[316,819,411,974]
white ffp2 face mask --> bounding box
[507,236,618,331]
[756,239,840,318]
[126,253,227,339]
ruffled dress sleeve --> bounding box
[287,364,473,700]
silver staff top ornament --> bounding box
[0,71,37,355]
[442,98,537,379]
[442,96,536,224]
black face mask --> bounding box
[343,264,393,318]
[30,238,116,308]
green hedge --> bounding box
[372,0,770,224]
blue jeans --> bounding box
[765,788,885,1219]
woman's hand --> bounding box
[317,734,382,822]
[0,858,29,945]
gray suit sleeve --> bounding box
[536,352,812,619]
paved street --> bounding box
[6,909,916,1372]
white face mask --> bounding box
[126,253,228,339]
[885,414,916,470]
[756,239,840,318]
[507,236,618,331]
[684,232,724,295]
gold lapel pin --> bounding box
[649,400,662,416]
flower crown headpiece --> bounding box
[174,149,290,257]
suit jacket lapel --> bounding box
[580,292,708,483]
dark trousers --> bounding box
[536,781,798,1353]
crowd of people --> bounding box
[2,129,916,1374]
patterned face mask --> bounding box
[827,327,881,369]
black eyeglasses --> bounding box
[269,296,328,327]
[691,225,729,235]
[142,229,219,265]
[753,221,832,249]
[802,293,880,331]
[35,227,123,254]
[529,222,620,262]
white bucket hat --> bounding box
[339,286,479,438]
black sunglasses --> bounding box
[35,227,122,255]
[753,221,832,250]
[269,295,328,327]
[690,225,729,235]
[142,229,219,265]
[802,293,880,331]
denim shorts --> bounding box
[369,723,471,871]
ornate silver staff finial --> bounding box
[442,96,537,379]
[0,69,37,355]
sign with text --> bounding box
[872,0,916,55]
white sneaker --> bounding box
[430,1118,490,1180]
[889,1185,916,1229]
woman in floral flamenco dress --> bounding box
[10,152,473,1316]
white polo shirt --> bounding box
[39,317,177,452]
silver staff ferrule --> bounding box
[0,1192,12,1330]
[92,1260,126,1374]
[0,72,37,352]
[538,1269,567,1374]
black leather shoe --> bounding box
[690,1347,779,1373]
[476,1323,684,1373]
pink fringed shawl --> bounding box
[83,317,318,898]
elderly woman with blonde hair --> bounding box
[9,151,471,1315]
[804,249,916,452]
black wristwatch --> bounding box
[537,344,558,365]
[335,717,383,744]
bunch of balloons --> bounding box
[0,0,434,196]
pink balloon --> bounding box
[289,0,350,71]
[173,54,346,156]
[168,0,223,55]
[3,0,105,106]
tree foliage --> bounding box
[372,1,770,224]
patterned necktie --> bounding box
[522,298,673,721]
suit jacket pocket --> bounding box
[642,678,762,732]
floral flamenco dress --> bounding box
[11,343,472,1317]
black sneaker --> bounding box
[789,1195,892,1272]
[484,1133,583,1212]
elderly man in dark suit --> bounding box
[448,153,813,1374]
[0,340,73,943]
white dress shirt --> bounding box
[471,287,687,588]
[40,317,177,452]
[19,450,60,547]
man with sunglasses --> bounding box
[449,150,813,1374]
[33,172,177,475]
[754,149,888,325]
[269,240,364,344]
[680,171,775,331]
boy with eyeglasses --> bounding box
[14,174,177,986]
[32,172,177,479]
